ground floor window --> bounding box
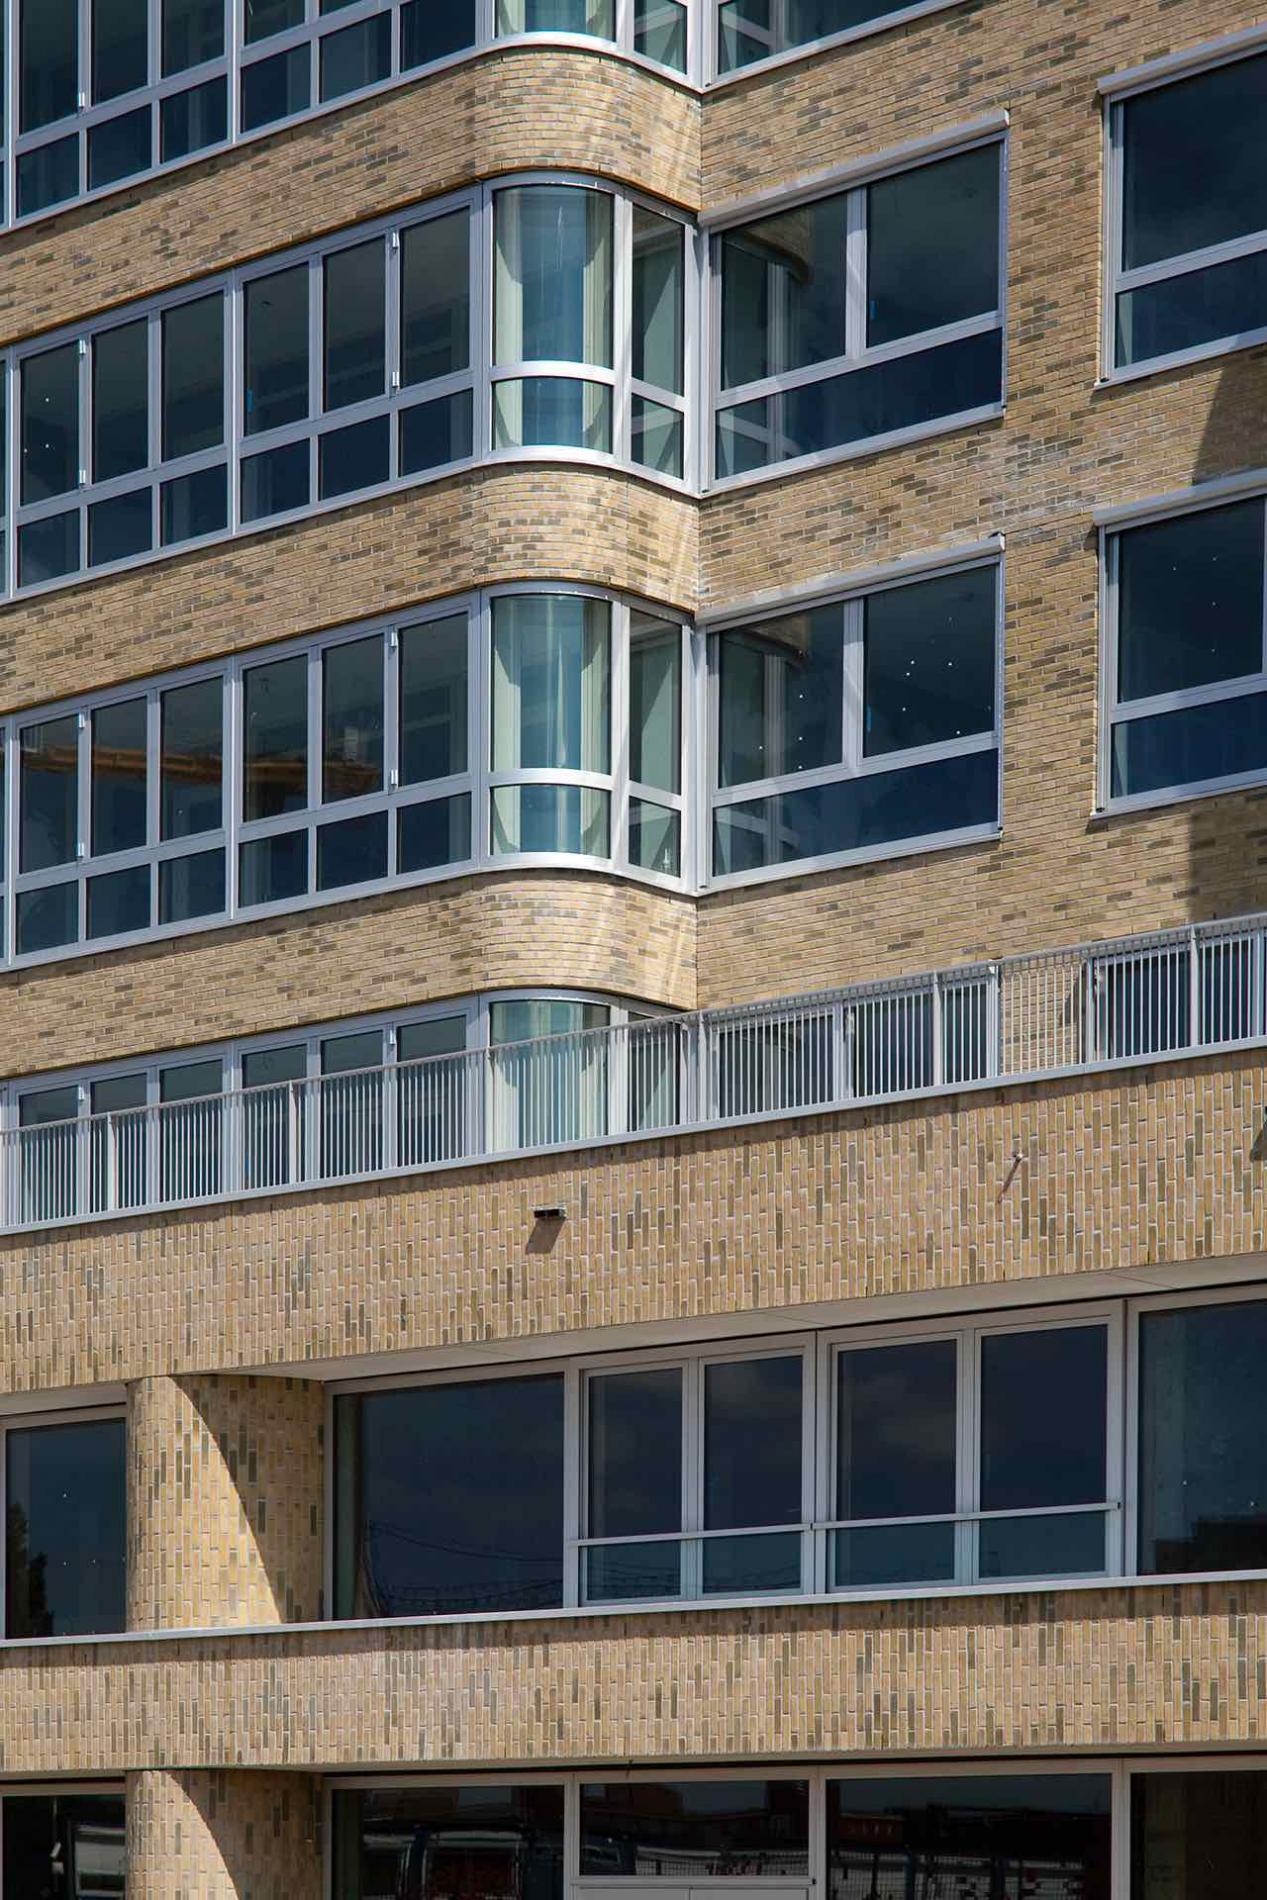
[1,1788,126,1894]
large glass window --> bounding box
[1105,497,1267,804]
[2,1791,127,1895]
[5,1415,127,1637]
[717,0,944,72]
[335,1374,566,1617]
[332,1783,566,1900]
[580,1780,810,1877]
[1111,51,1267,372]
[715,143,1003,479]
[1131,1769,1267,1898]
[712,564,1000,878]
[828,1774,1112,1899]
[491,594,612,859]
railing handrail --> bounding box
[3,905,1265,1232]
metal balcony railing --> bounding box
[4,909,1264,1233]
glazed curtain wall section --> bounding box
[333,1286,1267,1621]
[0,590,690,966]
[0,175,693,598]
[6,0,688,227]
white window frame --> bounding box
[705,131,1007,492]
[1101,27,1267,386]
[0,1400,127,1641]
[1097,482,1267,815]
[706,552,1004,889]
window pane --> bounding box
[241,43,310,128]
[629,797,679,875]
[320,13,391,100]
[161,678,222,839]
[162,464,229,544]
[400,613,468,783]
[19,0,77,131]
[586,1365,681,1600]
[397,793,471,873]
[399,387,473,472]
[324,241,386,411]
[1139,1298,1267,1572]
[22,344,79,504]
[245,265,311,435]
[703,1355,802,1594]
[6,1419,126,1636]
[93,321,149,482]
[318,413,389,498]
[721,193,848,387]
[163,295,225,460]
[490,783,610,856]
[1122,53,1267,272]
[16,880,77,954]
[3,1796,126,1896]
[1116,248,1267,367]
[835,1339,956,1587]
[496,0,614,28]
[245,0,303,40]
[717,0,918,70]
[89,486,153,567]
[491,594,610,772]
[635,0,686,69]
[401,0,478,67]
[88,862,151,937]
[243,655,309,820]
[1117,501,1264,703]
[20,714,78,871]
[1112,689,1267,800]
[631,395,683,477]
[336,1376,565,1617]
[17,138,79,218]
[332,1785,564,1900]
[579,1781,810,1878]
[632,206,684,394]
[401,211,471,386]
[717,606,843,788]
[630,617,680,792]
[978,1325,1107,1578]
[164,0,225,74]
[88,103,152,189]
[713,748,999,875]
[240,829,309,905]
[863,567,997,757]
[494,186,613,368]
[829,1775,1112,1900]
[162,74,228,160]
[316,809,387,888]
[93,0,149,102]
[867,146,1001,347]
[492,375,612,452]
[322,636,384,801]
[92,697,147,855]
[1132,1770,1267,1899]
[241,438,311,520]
[160,846,224,922]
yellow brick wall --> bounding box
[126,1769,322,1898]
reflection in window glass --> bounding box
[632,207,684,394]
[494,186,613,368]
[336,1375,565,1617]
[164,0,226,74]
[863,567,997,757]
[828,1775,1112,1900]
[243,655,309,820]
[245,265,311,435]
[19,0,78,132]
[402,0,478,66]
[1122,55,1267,273]
[6,1418,126,1637]
[321,12,391,100]
[978,1326,1108,1579]
[630,618,680,793]
[92,697,148,856]
[834,1339,957,1588]
[703,1356,802,1594]
[400,617,469,786]
[22,344,80,504]
[492,594,610,772]
[721,194,849,388]
[1139,1299,1267,1574]
[20,714,79,871]
[586,1365,682,1601]
[93,0,149,103]
[322,637,384,802]
[3,1793,127,1896]
[324,241,386,412]
[867,146,1000,348]
[161,678,223,839]
[717,0,918,73]
[580,1780,810,1878]
[93,321,149,482]
[401,212,471,388]
[1131,1770,1267,1899]
[333,1784,565,1900]
[717,606,843,788]
[163,295,225,460]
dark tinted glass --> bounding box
[93,0,149,102]
[868,146,1000,347]
[19,511,81,587]
[22,344,79,503]
[163,294,225,459]
[160,846,225,922]
[20,714,78,871]
[89,103,152,189]
[1112,689,1267,799]
[94,321,149,481]
[320,13,391,99]
[161,76,228,161]
[92,697,147,855]
[402,212,471,385]
[323,636,384,801]
[400,614,468,783]
[586,1365,681,1601]
[245,0,303,40]
[318,414,390,498]
[713,748,999,875]
[324,241,386,410]
[399,388,474,473]
[16,881,77,953]
[245,265,310,434]
[240,829,309,905]
[162,678,223,839]
[17,137,80,217]
[3,1795,127,1896]
[829,1776,1112,1900]
[1131,1770,1267,1898]
[835,1338,956,1587]
[162,464,229,545]
[89,486,153,567]
[1117,502,1264,702]
[19,0,77,131]
[332,1784,565,1900]
[1117,248,1267,366]
[979,1325,1107,1579]
[402,0,478,65]
[242,439,311,520]
[397,793,471,873]
[864,567,996,756]
[720,194,848,387]
[717,0,912,70]
[88,862,150,937]
[1122,54,1267,271]
[6,1418,126,1636]
[317,809,388,889]
[1139,1299,1267,1572]
[703,1355,803,1595]
[241,44,310,128]
[717,607,843,787]
[335,1375,565,1616]
[580,1781,810,1878]
[164,0,226,74]
[716,329,1003,476]
[632,207,683,393]
[244,655,308,820]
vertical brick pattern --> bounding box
[126,1769,322,1899]
[126,1376,325,1632]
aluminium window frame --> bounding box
[704,128,1008,493]
[705,549,1005,890]
[1101,25,1267,387]
[1096,479,1267,815]
[705,0,967,87]
[0,1398,128,1642]
[0,1778,130,1890]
